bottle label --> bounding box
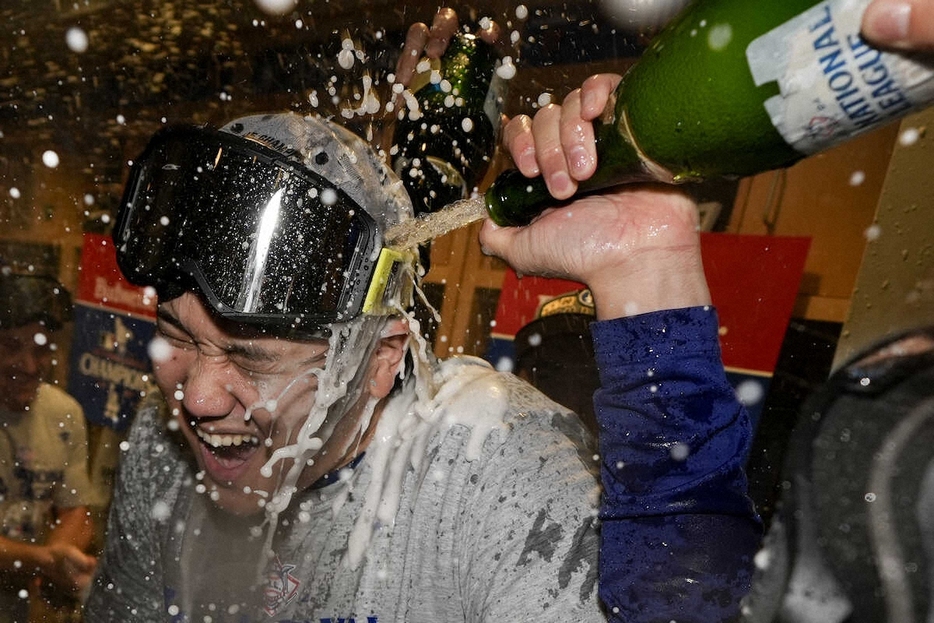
[747,0,934,155]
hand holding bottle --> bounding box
[394,8,501,90]
[41,541,98,596]
[862,0,934,50]
[480,79,711,322]
[484,0,934,228]
[501,74,623,201]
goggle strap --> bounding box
[362,247,416,316]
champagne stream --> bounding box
[384,196,488,249]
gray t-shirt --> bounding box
[86,358,603,622]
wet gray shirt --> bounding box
[86,364,602,623]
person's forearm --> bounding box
[594,307,761,623]
[0,535,53,579]
[47,506,94,553]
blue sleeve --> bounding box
[592,306,761,623]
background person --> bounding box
[512,288,600,435]
[0,270,97,623]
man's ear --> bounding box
[370,318,409,399]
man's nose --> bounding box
[11,346,42,375]
[180,356,241,419]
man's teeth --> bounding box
[195,427,259,448]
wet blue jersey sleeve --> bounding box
[592,306,761,622]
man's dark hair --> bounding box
[0,270,73,330]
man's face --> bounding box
[0,321,55,412]
[152,293,386,516]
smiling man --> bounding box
[84,111,604,622]
[150,289,401,519]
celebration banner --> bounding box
[66,232,158,432]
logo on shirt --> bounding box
[264,556,301,617]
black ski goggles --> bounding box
[114,126,414,336]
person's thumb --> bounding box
[862,0,934,50]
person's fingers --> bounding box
[862,0,934,50]
[76,552,97,573]
[425,8,460,59]
[579,74,623,120]
[478,217,519,261]
[559,89,598,182]
[531,104,578,199]
[502,114,539,176]
[478,19,502,46]
[396,23,430,87]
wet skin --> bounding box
[152,293,404,516]
[0,321,55,412]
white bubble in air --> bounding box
[494,357,514,372]
[148,336,173,363]
[515,5,529,19]
[42,150,60,168]
[321,188,338,206]
[9,188,20,199]
[864,223,882,241]
[849,170,866,186]
[599,0,689,31]
[735,379,764,406]
[338,48,355,70]
[33,332,48,346]
[65,26,89,53]
[899,127,921,146]
[537,92,552,107]
[670,442,690,461]
[496,56,517,80]
[754,547,772,570]
[253,0,298,16]
[151,500,171,521]
[707,23,733,50]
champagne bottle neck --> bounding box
[419,33,497,107]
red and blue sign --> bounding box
[66,233,158,432]
[485,233,811,427]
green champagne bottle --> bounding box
[392,31,502,220]
[485,0,934,227]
